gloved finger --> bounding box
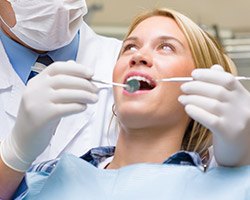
[46,60,94,79]
[50,74,99,93]
[178,95,224,116]
[53,103,88,118]
[52,89,99,104]
[184,104,220,131]
[210,64,225,72]
[191,68,238,90]
[180,81,230,101]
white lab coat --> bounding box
[0,22,122,163]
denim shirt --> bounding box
[13,147,203,199]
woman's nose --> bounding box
[129,51,152,68]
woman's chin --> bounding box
[117,111,153,130]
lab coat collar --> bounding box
[0,29,38,84]
[0,40,25,118]
[0,40,18,89]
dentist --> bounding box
[0,0,122,163]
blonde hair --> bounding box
[123,8,236,161]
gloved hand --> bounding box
[0,61,99,172]
[178,65,250,166]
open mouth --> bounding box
[125,76,156,92]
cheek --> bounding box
[112,59,126,83]
[112,60,126,104]
[112,65,119,83]
[157,57,195,78]
[160,83,182,105]
[158,85,187,123]
[172,66,193,77]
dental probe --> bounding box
[91,78,139,93]
[125,76,250,93]
[156,76,250,82]
[91,78,130,89]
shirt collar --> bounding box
[0,29,79,84]
[80,146,203,169]
[29,146,203,171]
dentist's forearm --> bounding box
[0,155,24,200]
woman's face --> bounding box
[113,16,195,130]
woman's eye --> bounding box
[122,44,138,53]
[160,43,174,52]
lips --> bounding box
[124,72,156,91]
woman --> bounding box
[1,8,250,199]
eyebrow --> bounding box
[123,35,185,47]
[157,36,184,47]
[123,37,138,43]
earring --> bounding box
[112,104,117,117]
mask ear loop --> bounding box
[0,15,11,29]
[0,16,19,42]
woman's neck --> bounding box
[107,125,187,169]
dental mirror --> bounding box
[125,79,140,93]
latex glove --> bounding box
[0,61,99,172]
[178,65,250,166]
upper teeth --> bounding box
[126,76,151,85]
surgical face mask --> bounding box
[2,0,87,51]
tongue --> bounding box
[140,81,151,90]
[139,81,153,90]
